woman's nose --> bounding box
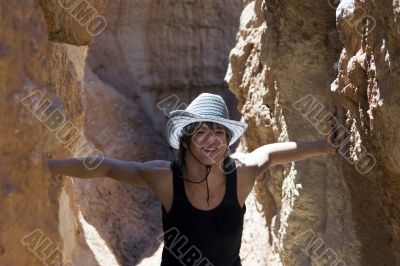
[204,131,222,145]
[203,130,217,140]
[207,130,216,137]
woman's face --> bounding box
[187,122,228,164]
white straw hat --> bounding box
[165,93,248,149]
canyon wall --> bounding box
[227,0,400,265]
[0,1,57,265]
[2,0,400,265]
[1,0,250,265]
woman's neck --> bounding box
[182,162,223,184]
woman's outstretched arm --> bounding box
[47,157,110,178]
[232,108,339,178]
[47,157,170,189]
[251,139,330,167]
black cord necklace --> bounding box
[181,146,225,207]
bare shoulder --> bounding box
[140,160,171,176]
[139,160,173,208]
[143,159,171,167]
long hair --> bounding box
[171,121,233,172]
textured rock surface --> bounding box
[0,1,63,266]
[1,0,247,265]
[4,0,399,265]
[40,0,108,45]
[227,0,400,265]
[331,0,400,265]
[73,63,167,265]
[87,0,245,131]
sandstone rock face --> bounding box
[4,0,399,265]
[40,0,108,45]
[0,1,65,266]
[87,0,245,131]
[227,0,400,265]
[1,0,246,266]
[332,1,400,265]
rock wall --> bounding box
[1,0,247,265]
[332,0,400,265]
[227,0,400,265]
[0,1,58,266]
[87,0,245,132]
[3,0,399,265]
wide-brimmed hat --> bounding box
[165,93,248,149]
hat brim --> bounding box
[165,110,248,149]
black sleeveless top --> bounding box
[160,156,246,266]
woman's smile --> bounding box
[202,147,219,158]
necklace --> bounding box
[180,146,226,207]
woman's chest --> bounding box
[184,181,226,211]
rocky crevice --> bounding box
[227,0,400,265]
[2,0,400,265]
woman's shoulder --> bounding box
[143,159,171,168]
[140,160,172,179]
[139,160,173,209]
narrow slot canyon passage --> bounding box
[1,1,400,266]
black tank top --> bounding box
[160,156,246,266]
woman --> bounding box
[48,93,337,266]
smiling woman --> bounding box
[161,93,248,266]
[160,92,338,266]
[174,121,232,171]
[47,92,337,266]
